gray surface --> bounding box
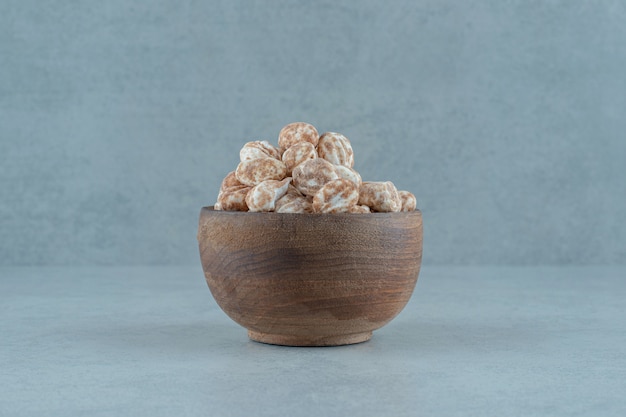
[1,266,625,416]
[1,1,626,266]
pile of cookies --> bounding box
[214,122,417,213]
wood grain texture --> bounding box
[198,207,423,346]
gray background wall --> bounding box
[1,0,625,266]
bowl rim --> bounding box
[201,206,422,217]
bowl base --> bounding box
[248,330,373,347]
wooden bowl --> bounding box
[197,207,423,346]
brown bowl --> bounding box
[197,207,423,346]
